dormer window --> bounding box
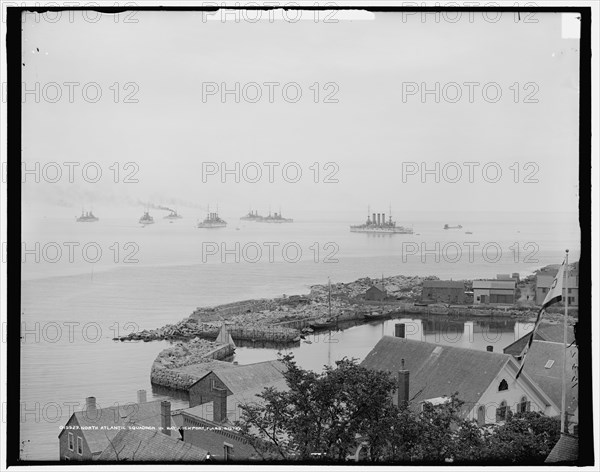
[498,379,508,391]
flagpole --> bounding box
[560,249,569,434]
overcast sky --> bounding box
[21,10,580,219]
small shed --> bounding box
[365,283,387,301]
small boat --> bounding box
[363,311,389,321]
[444,224,463,230]
[293,336,301,342]
[465,231,473,234]
[304,340,313,344]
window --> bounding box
[223,443,233,461]
[568,288,572,294]
[477,405,486,426]
[496,400,509,422]
[498,379,508,391]
[517,396,530,413]
[76,437,83,455]
[67,433,74,451]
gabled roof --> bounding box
[422,280,465,289]
[183,378,289,424]
[503,322,575,356]
[190,360,286,394]
[545,433,578,463]
[59,401,180,455]
[517,341,578,415]
[472,280,516,289]
[176,360,236,381]
[367,283,386,293]
[96,426,207,461]
[360,336,510,409]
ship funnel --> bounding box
[372,213,376,225]
[382,213,385,225]
[377,213,381,225]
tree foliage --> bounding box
[236,354,561,464]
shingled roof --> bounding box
[59,400,180,456]
[184,378,289,424]
[503,322,575,357]
[96,426,207,461]
[516,340,578,415]
[361,336,510,409]
[545,433,578,463]
[176,360,235,381]
[189,360,286,394]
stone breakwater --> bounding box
[150,338,235,390]
[116,318,302,343]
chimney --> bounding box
[395,323,406,338]
[213,388,228,423]
[377,213,381,225]
[161,401,171,436]
[137,389,147,404]
[372,213,376,225]
[85,396,96,411]
[397,359,409,407]
[486,345,493,352]
[382,213,385,224]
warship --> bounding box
[197,209,227,228]
[139,210,155,225]
[444,224,463,230]
[350,210,413,234]
[164,209,183,220]
[76,210,99,222]
[259,211,293,223]
[240,210,263,221]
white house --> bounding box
[361,336,559,426]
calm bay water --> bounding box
[19,212,579,460]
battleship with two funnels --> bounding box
[350,210,413,234]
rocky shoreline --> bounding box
[116,273,577,345]
[138,272,577,391]
[150,338,235,390]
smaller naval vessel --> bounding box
[139,210,155,225]
[164,209,183,220]
[444,224,463,230]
